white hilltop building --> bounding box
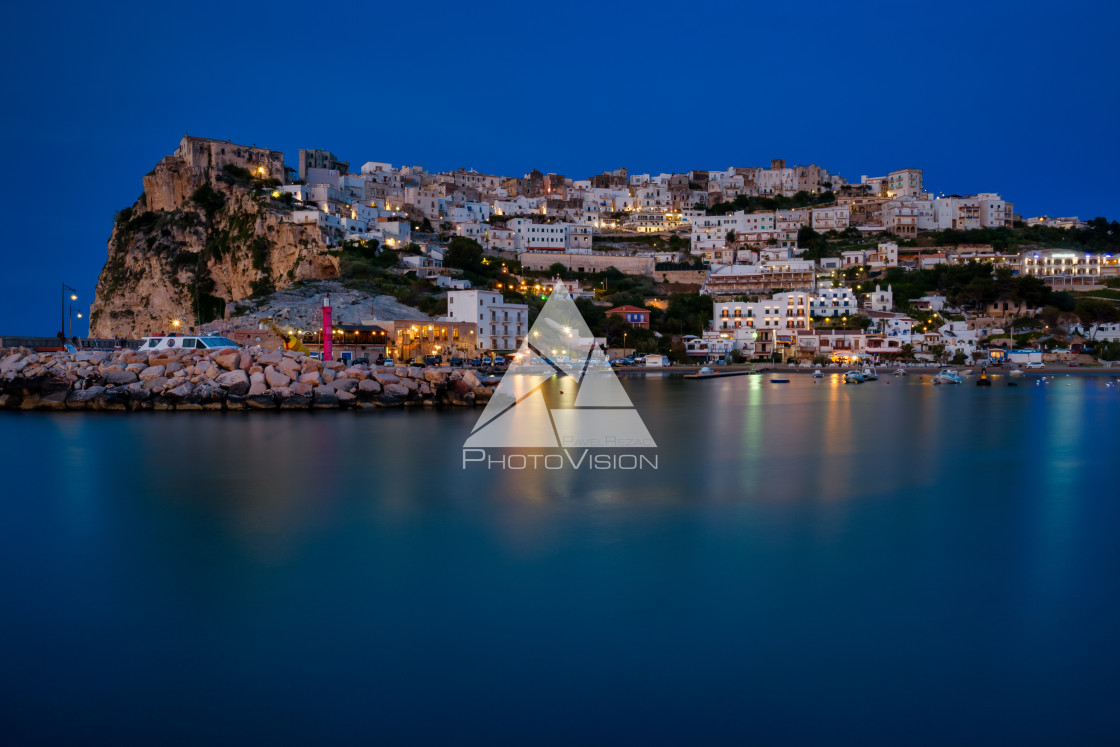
[869,284,893,313]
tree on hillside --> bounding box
[1074,298,1120,340]
[444,237,486,274]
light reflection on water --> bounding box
[1,374,1119,743]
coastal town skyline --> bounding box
[1,0,1117,333]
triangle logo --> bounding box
[464,280,656,449]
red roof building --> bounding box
[605,305,651,329]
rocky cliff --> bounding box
[90,136,340,337]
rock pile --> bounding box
[0,347,495,412]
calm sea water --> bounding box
[2,374,1119,745]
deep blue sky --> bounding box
[1,0,1116,335]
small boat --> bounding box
[770,379,790,384]
[844,371,866,384]
[139,333,240,352]
[933,368,964,385]
[699,366,714,375]
[860,367,879,381]
[1008,369,1024,377]
[813,369,823,378]
[976,368,992,387]
[480,375,502,386]
[893,368,908,376]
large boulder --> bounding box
[164,383,193,400]
[277,357,301,376]
[213,350,239,371]
[1,354,28,374]
[216,369,250,396]
[265,367,291,388]
[383,383,410,397]
[328,378,358,394]
[245,394,277,409]
[373,372,400,385]
[279,395,312,409]
[461,370,481,388]
[298,371,321,386]
[258,351,284,366]
[104,369,139,386]
[38,391,69,410]
[141,376,169,392]
[248,371,268,396]
[358,379,381,394]
[312,390,339,408]
[139,365,165,381]
[65,386,105,409]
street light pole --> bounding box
[61,283,77,337]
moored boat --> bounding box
[139,333,240,352]
[933,368,964,385]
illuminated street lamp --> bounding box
[68,305,83,339]
[61,283,77,337]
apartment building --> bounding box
[862,168,923,198]
[840,242,898,268]
[810,285,859,317]
[446,290,529,351]
[882,199,919,237]
[299,148,349,181]
[1020,250,1104,287]
[811,205,850,231]
[932,194,1012,230]
[700,260,815,295]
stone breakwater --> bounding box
[0,348,495,412]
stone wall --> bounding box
[518,252,654,275]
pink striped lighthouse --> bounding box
[322,294,333,361]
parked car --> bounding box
[382,358,394,367]
[450,357,463,367]
[410,357,426,366]
[1067,361,1080,367]
[353,357,369,366]
[424,355,440,366]
[469,358,482,367]
[1024,361,1044,369]
[492,356,506,366]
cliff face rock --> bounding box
[90,136,339,338]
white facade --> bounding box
[446,290,529,351]
[869,284,893,313]
[712,292,813,353]
[811,205,850,231]
[810,285,858,317]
